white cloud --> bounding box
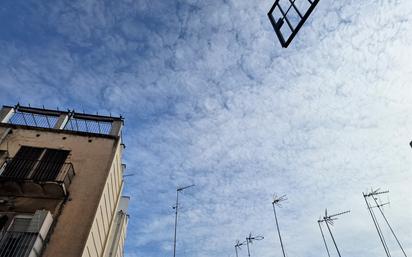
[0,1,411,257]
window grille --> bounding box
[0,146,71,182]
[0,216,37,257]
[65,117,112,135]
[268,0,320,47]
[8,111,59,129]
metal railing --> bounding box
[0,231,39,257]
[64,117,112,135]
[8,111,59,129]
[0,158,75,183]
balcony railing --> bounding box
[0,158,75,198]
[0,231,39,257]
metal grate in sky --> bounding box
[268,0,320,48]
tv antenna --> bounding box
[363,188,408,257]
[318,209,350,257]
[172,184,195,257]
[235,240,246,257]
[272,194,287,257]
[245,233,264,257]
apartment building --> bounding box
[0,104,129,257]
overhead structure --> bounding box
[363,189,408,257]
[268,0,320,48]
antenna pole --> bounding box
[318,220,331,257]
[173,190,179,257]
[363,192,391,257]
[321,210,350,257]
[371,193,408,257]
[172,185,195,257]
[323,218,342,257]
[246,238,251,257]
[272,201,286,257]
[244,233,264,257]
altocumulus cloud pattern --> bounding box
[0,1,411,257]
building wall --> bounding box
[81,145,124,257]
[0,125,124,257]
[105,197,129,257]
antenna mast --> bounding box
[363,188,408,257]
[172,184,195,257]
[245,233,264,257]
[272,194,287,257]
[318,209,350,257]
[235,240,246,257]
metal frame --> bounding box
[268,0,320,48]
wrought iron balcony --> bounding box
[0,158,75,198]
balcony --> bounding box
[0,158,75,198]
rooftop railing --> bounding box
[1,105,122,137]
[64,116,112,135]
[8,111,59,129]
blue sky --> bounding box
[0,1,412,257]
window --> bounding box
[0,216,36,257]
[0,211,52,257]
[1,146,70,181]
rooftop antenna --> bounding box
[235,240,246,257]
[318,209,350,257]
[272,194,287,257]
[363,189,408,257]
[245,233,264,257]
[363,189,391,257]
[318,218,331,257]
[172,184,195,257]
